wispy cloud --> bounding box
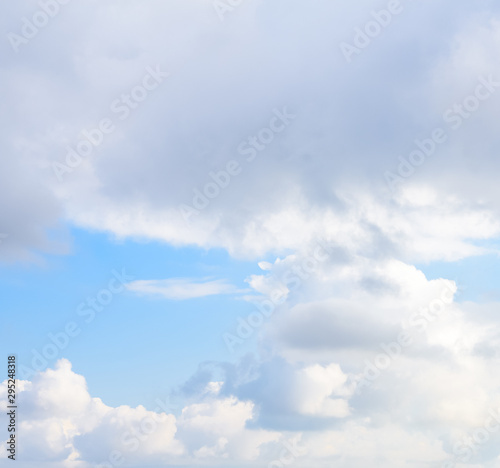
[126,277,245,300]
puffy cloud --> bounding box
[221,247,500,462]
[74,404,182,465]
[286,364,351,418]
[1,360,181,464]
[228,358,352,430]
[178,396,279,460]
[0,360,279,467]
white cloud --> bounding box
[0,360,280,467]
[290,364,351,418]
[126,277,243,300]
[178,397,280,461]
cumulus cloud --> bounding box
[4,256,500,466]
[177,396,279,460]
[228,247,500,465]
[0,360,280,467]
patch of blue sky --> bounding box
[416,248,500,303]
[0,227,264,408]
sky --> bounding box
[2,0,500,467]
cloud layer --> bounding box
[2,0,500,260]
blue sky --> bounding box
[0,228,264,408]
[3,1,500,467]
[419,251,500,303]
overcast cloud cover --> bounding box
[2,0,500,467]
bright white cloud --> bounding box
[0,360,279,467]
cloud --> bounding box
[235,359,352,427]
[3,1,500,262]
[125,277,244,300]
[5,259,500,468]
[0,359,280,467]
[177,396,279,461]
[0,150,69,263]
[7,327,500,468]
